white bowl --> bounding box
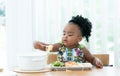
[17,51,47,71]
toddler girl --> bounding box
[34,15,103,68]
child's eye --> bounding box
[68,34,73,36]
[63,33,65,36]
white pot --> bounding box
[17,51,47,71]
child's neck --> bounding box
[65,44,79,49]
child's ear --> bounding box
[77,36,82,42]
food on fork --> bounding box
[46,45,53,52]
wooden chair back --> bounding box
[47,53,57,64]
[93,54,109,65]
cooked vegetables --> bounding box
[52,61,65,67]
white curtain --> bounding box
[34,0,120,66]
[6,0,35,68]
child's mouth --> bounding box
[63,40,68,43]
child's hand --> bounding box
[95,58,103,68]
[33,41,46,50]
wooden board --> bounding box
[50,63,93,71]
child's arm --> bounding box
[33,41,60,52]
[83,47,103,68]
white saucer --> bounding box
[12,67,50,73]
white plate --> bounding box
[50,63,93,71]
[12,67,50,73]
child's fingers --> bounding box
[96,60,103,68]
[33,41,45,50]
[33,41,40,49]
[38,43,46,50]
[95,58,103,68]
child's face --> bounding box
[62,23,82,48]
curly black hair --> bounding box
[69,15,92,42]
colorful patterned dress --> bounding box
[57,43,86,63]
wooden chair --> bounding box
[93,54,109,66]
[47,53,57,64]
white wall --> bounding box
[6,0,35,68]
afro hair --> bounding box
[69,15,92,42]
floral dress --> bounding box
[57,43,86,63]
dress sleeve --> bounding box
[58,41,63,45]
[78,44,85,49]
